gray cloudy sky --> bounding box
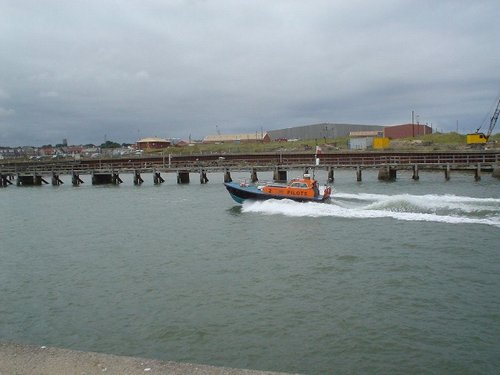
[1,0,499,146]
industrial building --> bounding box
[346,131,385,150]
[203,133,271,143]
[267,123,384,141]
[267,122,432,141]
[264,122,434,151]
[200,122,432,150]
[384,124,432,139]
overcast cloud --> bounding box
[1,0,499,146]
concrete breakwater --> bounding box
[0,342,293,375]
[1,151,499,187]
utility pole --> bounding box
[412,110,415,137]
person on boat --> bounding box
[313,181,320,197]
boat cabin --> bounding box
[262,174,321,198]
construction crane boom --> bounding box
[486,98,500,138]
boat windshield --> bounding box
[289,182,309,188]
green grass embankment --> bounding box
[147,133,499,156]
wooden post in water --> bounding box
[327,166,334,183]
[273,169,287,183]
[251,169,258,183]
[153,171,165,184]
[112,172,123,185]
[390,168,397,180]
[444,164,451,181]
[200,170,209,184]
[356,166,362,182]
[492,166,500,178]
[17,174,44,186]
[177,171,190,184]
[133,170,144,185]
[0,174,12,187]
[412,164,419,180]
[378,166,396,181]
[91,171,121,185]
[475,164,481,181]
[51,172,64,185]
[72,172,84,186]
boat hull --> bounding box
[224,182,329,204]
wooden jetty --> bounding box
[0,150,499,187]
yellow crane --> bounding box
[467,98,500,146]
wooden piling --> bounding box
[445,164,451,181]
[0,174,12,187]
[251,169,258,183]
[112,172,123,185]
[134,170,144,185]
[177,171,190,184]
[92,171,114,185]
[475,164,481,181]
[17,174,44,186]
[273,169,287,183]
[51,172,64,186]
[200,170,209,184]
[492,166,500,178]
[378,166,396,181]
[356,166,362,182]
[72,172,84,186]
[327,167,334,183]
[412,165,419,180]
[153,171,165,184]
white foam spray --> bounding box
[241,192,500,227]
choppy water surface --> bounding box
[1,169,499,374]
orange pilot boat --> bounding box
[224,174,332,204]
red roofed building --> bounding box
[136,137,171,150]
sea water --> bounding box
[1,169,499,374]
